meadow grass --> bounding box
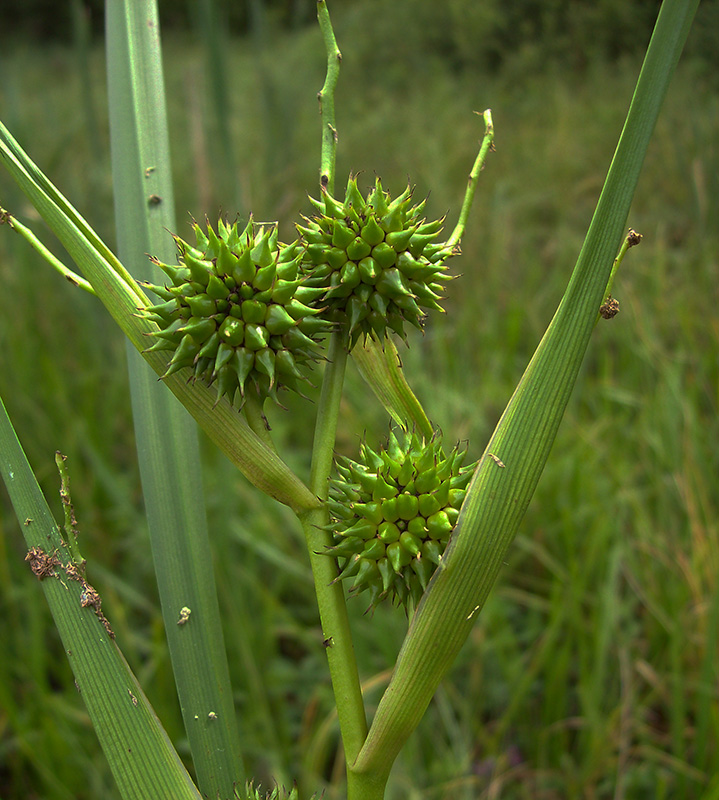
[0,21,717,800]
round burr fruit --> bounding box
[141,217,330,407]
[326,429,476,611]
[298,176,458,348]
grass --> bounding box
[0,16,717,800]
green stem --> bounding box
[310,335,348,491]
[306,7,367,772]
[317,0,341,195]
[0,207,95,294]
[350,0,698,789]
[446,109,494,248]
[0,397,202,800]
[298,332,368,769]
[0,120,146,306]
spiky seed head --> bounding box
[241,782,310,800]
[298,175,458,349]
[326,429,476,611]
[141,217,331,407]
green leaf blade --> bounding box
[0,124,318,513]
[350,0,700,788]
[0,395,202,800]
[106,1,245,795]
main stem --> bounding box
[298,333,368,767]
[299,1,369,787]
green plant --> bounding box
[0,1,701,798]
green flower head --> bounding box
[298,176,458,348]
[327,429,475,611]
[142,217,331,407]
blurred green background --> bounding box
[0,1,717,798]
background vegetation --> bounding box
[0,2,717,798]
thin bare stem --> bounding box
[446,109,494,248]
[0,207,95,294]
[317,0,341,196]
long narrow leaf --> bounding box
[0,123,319,512]
[106,2,244,795]
[0,395,202,800]
[348,0,699,791]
